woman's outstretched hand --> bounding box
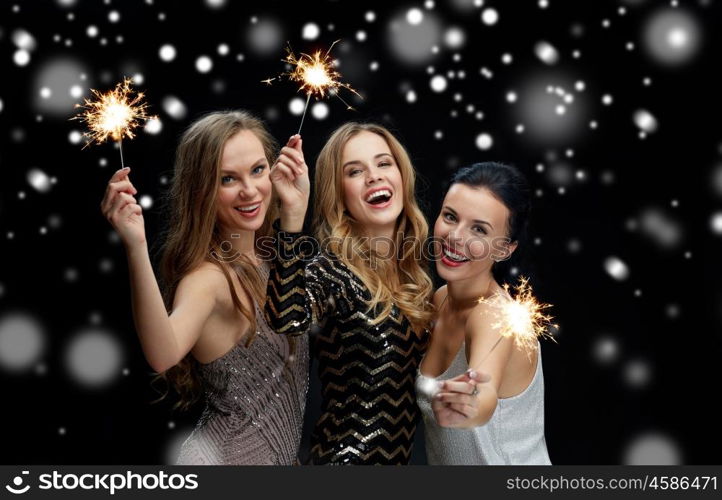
[431,369,491,428]
[270,134,310,232]
[100,167,146,250]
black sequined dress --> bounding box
[265,226,428,465]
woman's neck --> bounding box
[446,271,496,312]
[361,221,398,258]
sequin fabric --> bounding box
[176,262,309,465]
[265,227,429,465]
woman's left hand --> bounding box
[270,134,310,231]
[431,370,490,428]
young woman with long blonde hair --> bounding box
[266,122,434,464]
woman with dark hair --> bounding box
[415,162,551,465]
[100,110,309,464]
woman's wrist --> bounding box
[279,210,306,233]
[125,239,149,259]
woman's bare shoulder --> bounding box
[184,261,227,283]
[465,287,510,334]
[175,262,232,302]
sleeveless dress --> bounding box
[416,342,551,465]
[176,263,309,465]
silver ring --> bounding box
[471,386,479,396]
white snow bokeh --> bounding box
[387,9,442,65]
[642,8,702,67]
[32,58,89,116]
[64,328,124,389]
[0,313,46,373]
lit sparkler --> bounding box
[417,277,555,400]
[72,77,154,168]
[471,277,557,371]
[263,40,360,134]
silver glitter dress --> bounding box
[416,343,551,465]
[176,263,309,465]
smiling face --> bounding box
[433,183,517,283]
[340,131,404,238]
[215,129,272,233]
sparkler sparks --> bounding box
[419,277,556,399]
[72,78,154,167]
[416,374,441,400]
[263,40,360,133]
[473,277,557,368]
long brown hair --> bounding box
[313,122,434,334]
[157,110,279,410]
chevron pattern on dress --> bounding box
[265,227,430,465]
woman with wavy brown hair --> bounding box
[266,122,434,464]
[100,110,310,464]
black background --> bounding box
[1,0,721,464]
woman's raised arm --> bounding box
[101,167,219,373]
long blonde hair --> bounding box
[157,110,279,409]
[313,122,434,334]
